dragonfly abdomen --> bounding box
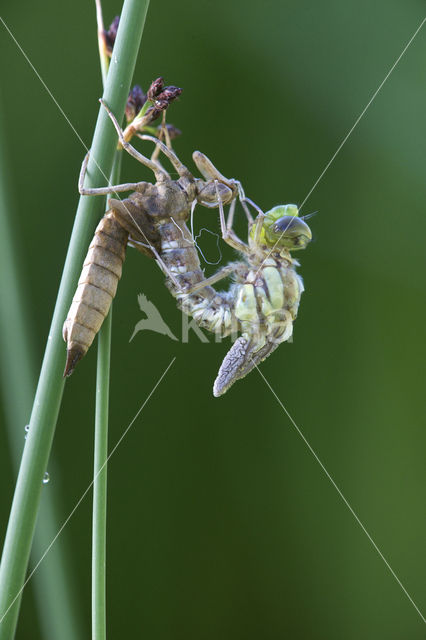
[156,218,237,336]
[156,219,212,292]
[177,290,235,336]
[63,212,128,376]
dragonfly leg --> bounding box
[78,151,147,196]
[192,151,237,193]
[182,264,237,294]
[146,245,182,290]
[100,99,168,180]
[225,198,239,231]
[124,233,184,291]
[150,112,173,163]
[252,210,266,246]
[150,116,165,164]
[143,116,172,178]
[239,198,254,226]
[127,238,156,259]
[162,114,173,151]
[137,133,192,180]
[215,181,250,255]
[228,180,254,226]
[237,195,265,244]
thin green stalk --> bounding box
[92,307,113,640]
[0,1,150,637]
[0,96,84,640]
[91,18,117,637]
[92,148,122,640]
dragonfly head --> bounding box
[251,204,312,251]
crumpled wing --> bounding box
[213,336,281,397]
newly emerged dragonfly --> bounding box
[63,100,312,395]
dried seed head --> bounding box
[153,99,169,112]
[142,104,166,125]
[155,86,182,103]
[147,77,165,101]
[125,85,147,122]
[122,78,183,141]
[144,84,183,123]
[104,16,120,55]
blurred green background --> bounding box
[1,0,426,637]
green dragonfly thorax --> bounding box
[250,204,312,251]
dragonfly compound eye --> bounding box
[268,215,312,250]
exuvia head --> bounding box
[250,204,312,251]
[193,150,238,207]
[197,180,235,207]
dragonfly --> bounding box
[63,100,312,395]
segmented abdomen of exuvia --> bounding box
[156,217,236,337]
[154,217,205,290]
[63,212,128,376]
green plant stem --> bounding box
[92,149,122,640]
[0,1,150,637]
[92,308,112,640]
[92,11,112,637]
[92,17,115,636]
[0,95,84,640]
